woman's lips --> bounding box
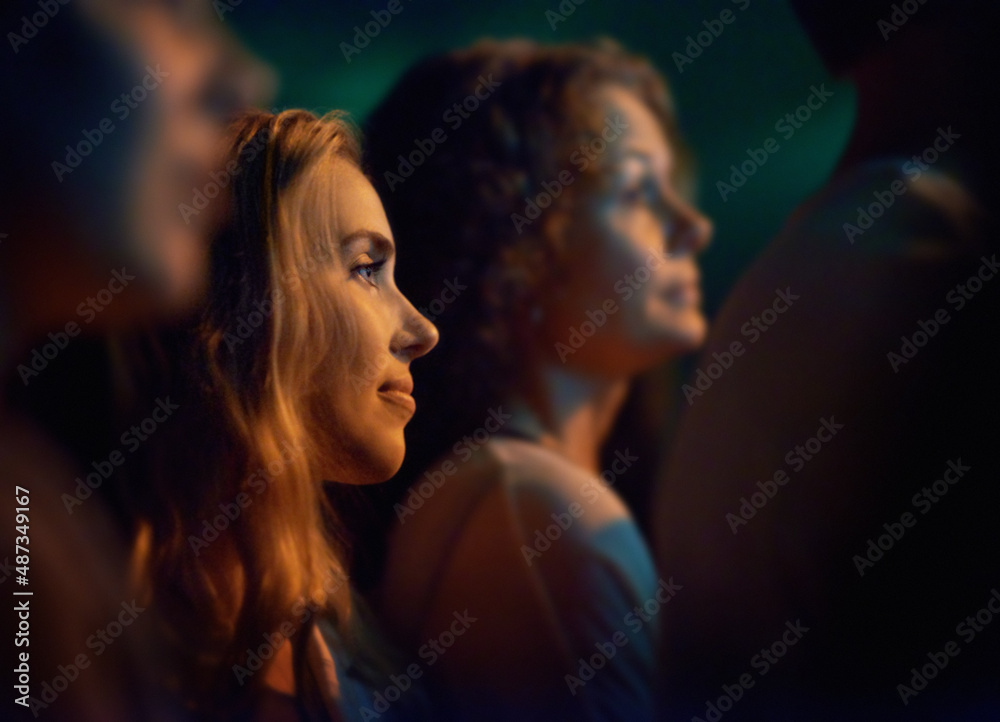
[378,376,416,414]
[661,278,701,308]
[378,389,416,414]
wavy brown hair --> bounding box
[350,40,689,583]
[130,109,365,715]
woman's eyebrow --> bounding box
[339,229,395,257]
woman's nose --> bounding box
[664,196,713,256]
[392,303,439,361]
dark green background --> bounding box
[226,0,855,314]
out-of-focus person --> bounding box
[363,39,712,721]
[653,2,1000,719]
[0,1,271,718]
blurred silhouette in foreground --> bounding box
[653,2,1000,719]
[0,1,269,719]
[364,39,712,721]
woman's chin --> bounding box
[644,314,708,359]
[325,445,405,485]
[375,442,407,483]
[669,316,709,352]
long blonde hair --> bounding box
[133,109,366,713]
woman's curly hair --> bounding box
[357,38,689,577]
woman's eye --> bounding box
[622,186,643,203]
[621,177,656,204]
[353,260,386,285]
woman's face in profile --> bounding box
[124,3,269,312]
[311,161,439,484]
[540,84,713,376]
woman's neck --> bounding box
[511,365,630,473]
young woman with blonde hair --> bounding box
[129,109,437,720]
